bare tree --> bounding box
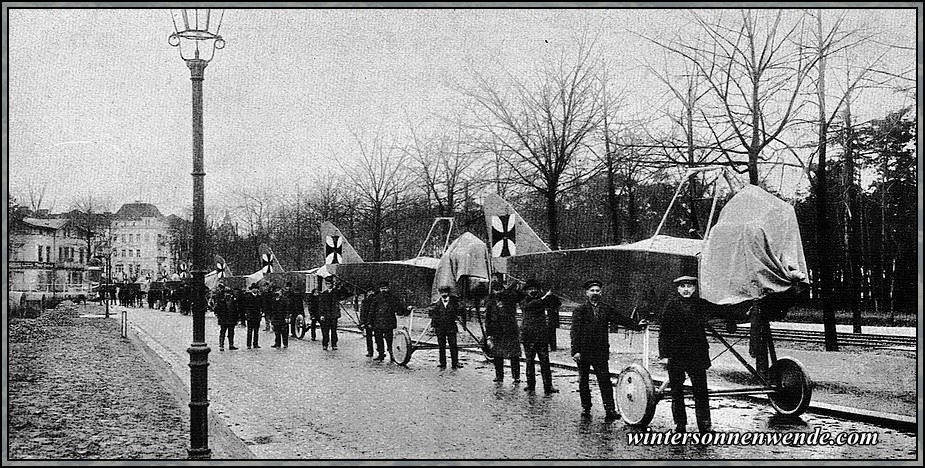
[340,131,409,261]
[800,9,894,349]
[465,38,605,249]
[70,192,113,261]
[402,118,481,217]
[234,187,279,270]
[650,10,821,185]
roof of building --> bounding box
[21,217,69,231]
[115,203,164,219]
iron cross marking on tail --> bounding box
[491,214,516,257]
[216,262,226,278]
[261,253,275,273]
[325,235,343,264]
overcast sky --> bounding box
[6,6,917,217]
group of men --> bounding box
[209,281,305,350]
[358,281,414,363]
[485,272,715,433]
[206,271,716,433]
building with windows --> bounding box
[9,217,92,293]
[111,202,174,280]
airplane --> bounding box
[204,254,233,290]
[313,219,454,306]
[481,166,807,321]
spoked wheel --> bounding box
[615,363,659,427]
[295,314,306,339]
[767,357,813,416]
[392,328,413,366]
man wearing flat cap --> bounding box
[658,275,712,433]
[428,285,466,368]
[370,280,412,362]
[519,279,562,394]
[570,279,645,420]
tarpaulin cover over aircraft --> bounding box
[699,185,809,305]
[431,232,491,301]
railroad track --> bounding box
[540,313,917,349]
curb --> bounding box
[339,325,916,433]
[126,323,257,459]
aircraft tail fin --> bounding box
[213,254,233,278]
[320,221,364,264]
[258,243,284,273]
[482,193,550,271]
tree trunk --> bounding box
[815,14,838,351]
[843,102,863,334]
[686,106,701,237]
[625,180,638,241]
[545,191,560,250]
[372,205,382,261]
[605,153,621,245]
[749,76,761,185]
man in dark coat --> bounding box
[179,284,192,316]
[318,278,350,350]
[359,288,378,357]
[371,281,412,362]
[286,282,305,339]
[571,279,645,420]
[305,288,321,341]
[520,279,560,394]
[428,285,466,368]
[244,284,263,349]
[214,286,239,351]
[484,273,523,383]
[658,275,712,433]
[270,285,290,349]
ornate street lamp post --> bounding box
[168,8,225,460]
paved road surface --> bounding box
[121,306,916,460]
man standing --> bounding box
[318,278,349,351]
[371,281,411,362]
[359,287,378,357]
[261,282,273,332]
[520,279,560,394]
[484,273,523,383]
[428,285,465,369]
[270,285,290,349]
[571,279,645,420]
[286,282,304,339]
[244,284,262,349]
[306,288,321,341]
[658,275,712,433]
[214,286,238,351]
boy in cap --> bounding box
[658,275,712,433]
[570,279,645,420]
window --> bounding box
[38,245,43,262]
[79,248,84,264]
[128,250,133,258]
[59,247,63,261]
[136,249,141,258]
[47,246,51,263]
[115,264,124,274]
[122,249,126,257]
[121,235,126,243]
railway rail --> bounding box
[520,312,917,349]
